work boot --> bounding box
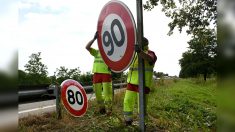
[125,120,133,126]
[99,108,106,114]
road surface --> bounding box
[18,88,125,118]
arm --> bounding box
[139,51,154,64]
[85,39,95,52]
[85,31,98,52]
[135,45,156,65]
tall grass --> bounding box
[147,78,216,131]
[19,79,216,131]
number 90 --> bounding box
[102,19,125,56]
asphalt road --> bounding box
[18,93,95,118]
[18,88,125,118]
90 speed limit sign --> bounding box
[97,0,136,73]
[61,79,88,117]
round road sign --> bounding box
[61,79,88,117]
[97,0,136,73]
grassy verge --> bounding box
[19,79,216,131]
[147,78,216,131]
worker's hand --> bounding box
[135,44,141,53]
[93,31,98,40]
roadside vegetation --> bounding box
[19,78,216,131]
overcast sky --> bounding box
[1,0,190,76]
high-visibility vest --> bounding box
[90,48,111,74]
[127,52,154,88]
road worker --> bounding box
[123,37,157,125]
[86,31,113,115]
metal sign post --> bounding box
[56,85,62,119]
[136,0,145,131]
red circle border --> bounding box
[61,79,88,117]
[97,1,136,72]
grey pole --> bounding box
[56,85,62,119]
[136,0,146,131]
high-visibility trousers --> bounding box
[123,84,149,121]
[93,73,112,110]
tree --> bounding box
[111,71,125,83]
[144,0,217,80]
[55,66,81,84]
[24,52,49,85]
[79,72,93,86]
[153,71,168,78]
[68,67,81,81]
[144,0,216,36]
[179,29,217,80]
[25,52,48,76]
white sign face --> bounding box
[66,85,84,111]
[97,0,136,73]
[61,79,88,117]
[101,14,127,62]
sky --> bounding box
[1,0,190,77]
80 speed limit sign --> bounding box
[97,0,136,73]
[61,79,88,117]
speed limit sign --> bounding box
[61,79,88,117]
[97,0,136,73]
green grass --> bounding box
[19,79,216,131]
[147,79,216,131]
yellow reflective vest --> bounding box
[127,52,155,88]
[90,48,111,74]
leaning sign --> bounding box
[61,79,88,117]
[97,0,136,73]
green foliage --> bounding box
[55,66,81,84]
[144,0,217,80]
[154,71,168,78]
[21,52,50,85]
[24,52,48,76]
[191,75,208,84]
[111,72,126,84]
[79,72,93,86]
[144,0,216,36]
[19,79,216,131]
[148,79,216,131]
[179,29,217,80]
[111,72,123,80]
[173,77,178,83]
[158,77,165,86]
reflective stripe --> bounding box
[94,60,104,63]
[129,67,153,72]
[123,111,133,115]
[127,51,155,88]
[91,50,110,74]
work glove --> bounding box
[135,44,141,53]
[93,31,98,40]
